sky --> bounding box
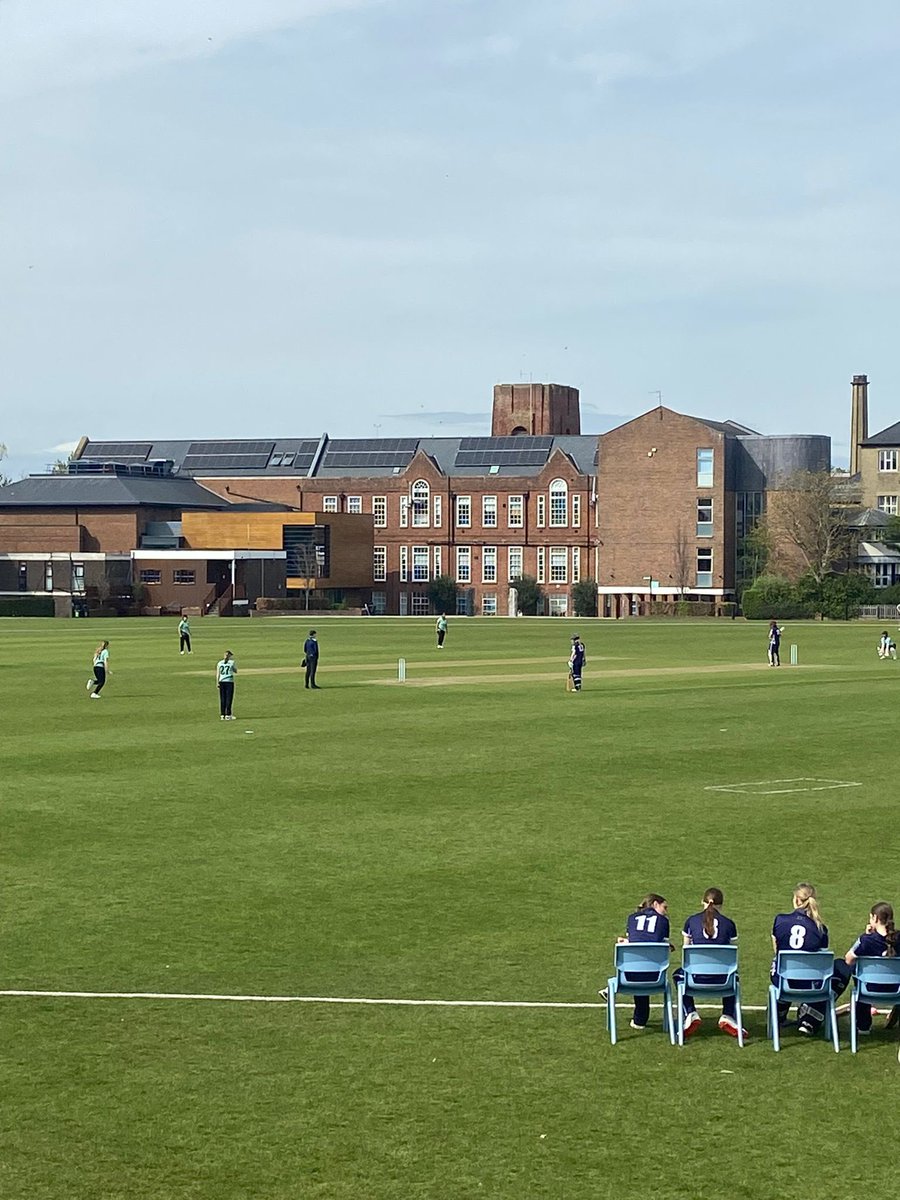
[2,0,900,480]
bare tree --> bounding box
[762,469,849,583]
[292,541,320,611]
[0,443,9,486]
[672,523,692,597]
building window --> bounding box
[411,593,431,616]
[433,546,442,577]
[537,495,546,527]
[372,496,387,527]
[456,495,471,528]
[537,546,546,583]
[412,545,429,582]
[696,548,712,589]
[373,546,386,582]
[323,495,338,513]
[483,495,498,527]
[549,546,567,583]
[483,546,497,583]
[411,480,430,527]
[572,547,581,583]
[877,495,898,515]
[399,546,408,582]
[400,496,409,528]
[879,450,898,472]
[173,570,196,585]
[697,498,713,536]
[72,562,86,593]
[456,546,471,583]
[508,546,523,580]
[371,590,387,614]
[508,495,524,528]
[140,569,162,584]
[44,562,53,592]
[874,564,897,588]
[549,479,568,527]
[433,495,442,527]
[548,595,568,616]
[482,594,497,616]
[347,495,362,514]
[736,492,764,539]
[571,494,581,527]
[697,448,714,488]
[18,562,27,592]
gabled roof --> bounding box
[845,507,892,528]
[862,421,900,446]
[0,474,230,509]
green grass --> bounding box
[4,615,899,1198]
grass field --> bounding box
[4,614,899,1199]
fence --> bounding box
[858,606,900,620]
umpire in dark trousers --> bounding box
[303,629,320,689]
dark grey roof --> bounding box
[845,507,891,528]
[0,474,231,509]
[76,434,601,480]
[862,422,900,446]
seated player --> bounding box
[617,893,672,1031]
[771,882,831,1036]
[834,902,900,1034]
[677,887,747,1040]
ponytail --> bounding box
[870,902,897,957]
[702,887,724,938]
[638,893,666,912]
[793,882,824,930]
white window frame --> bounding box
[877,495,898,515]
[373,545,387,582]
[433,546,442,577]
[537,546,546,583]
[399,545,408,583]
[412,544,429,583]
[482,594,497,616]
[879,450,898,473]
[482,495,498,528]
[507,494,524,528]
[549,479,568,527]
[372,496,387,527]
[696,547,713,588]
[323,495,339,513]
[371,590,387,615]
[537,495,546,528]
[571,494,581,528]
[411,480,430,527]
[433,494,442,527]
[400,496,409,528]
[140,568,161,585]
[572,546,580,583]
[173,569,196,585]
[549,546,567,583]
[697,497,713,537]
[456,546,471,583]
[347,495,362,514]
[697,449,714,488]
[482,546,497,583]
[456,495,471,528]
[508,546,523,581]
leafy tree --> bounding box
[762,470,850,583]
[572,579,598,617]
[427,574,457,614]
[797,571,875,620]
[511,575,541,616]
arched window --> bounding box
[411,479,430,527]
[549,478,568,527]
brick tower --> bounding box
[491,383,581,437]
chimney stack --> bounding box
[849,374,869,476]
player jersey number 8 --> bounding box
[789,924,806,949]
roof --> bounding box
[75,434,601,480]
[845,507,892,528]
[0,474,231,509]
[862,422,900,447]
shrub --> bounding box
[512,576,541,616]
[0,596,55,617]
[572,580,598,618]
[741,574,813,619]
[427,575,457,615]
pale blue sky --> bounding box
[2,0,899,479]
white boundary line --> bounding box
[705,778,862,796]
[0,988,768,1011]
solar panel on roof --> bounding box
[182,453,271,470]
[455,448,550,468]
[327,439,417,453]
[324,450,415,469]
[186,441,275,457]
[459,437,552,452]
[83,442,152,460]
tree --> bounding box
[427,574,457,614]
[761,470,850,583]
[292,541,320,610]
[672,523,692,597]
[512,575,541,616]
[0,443,9,487]
[572,579,598,617]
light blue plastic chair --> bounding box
[850,957,900,1053]
[606,942,674,1045]
[676,945,744,1047]
[767,950,839,1052]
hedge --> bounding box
[0,596,55,617]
